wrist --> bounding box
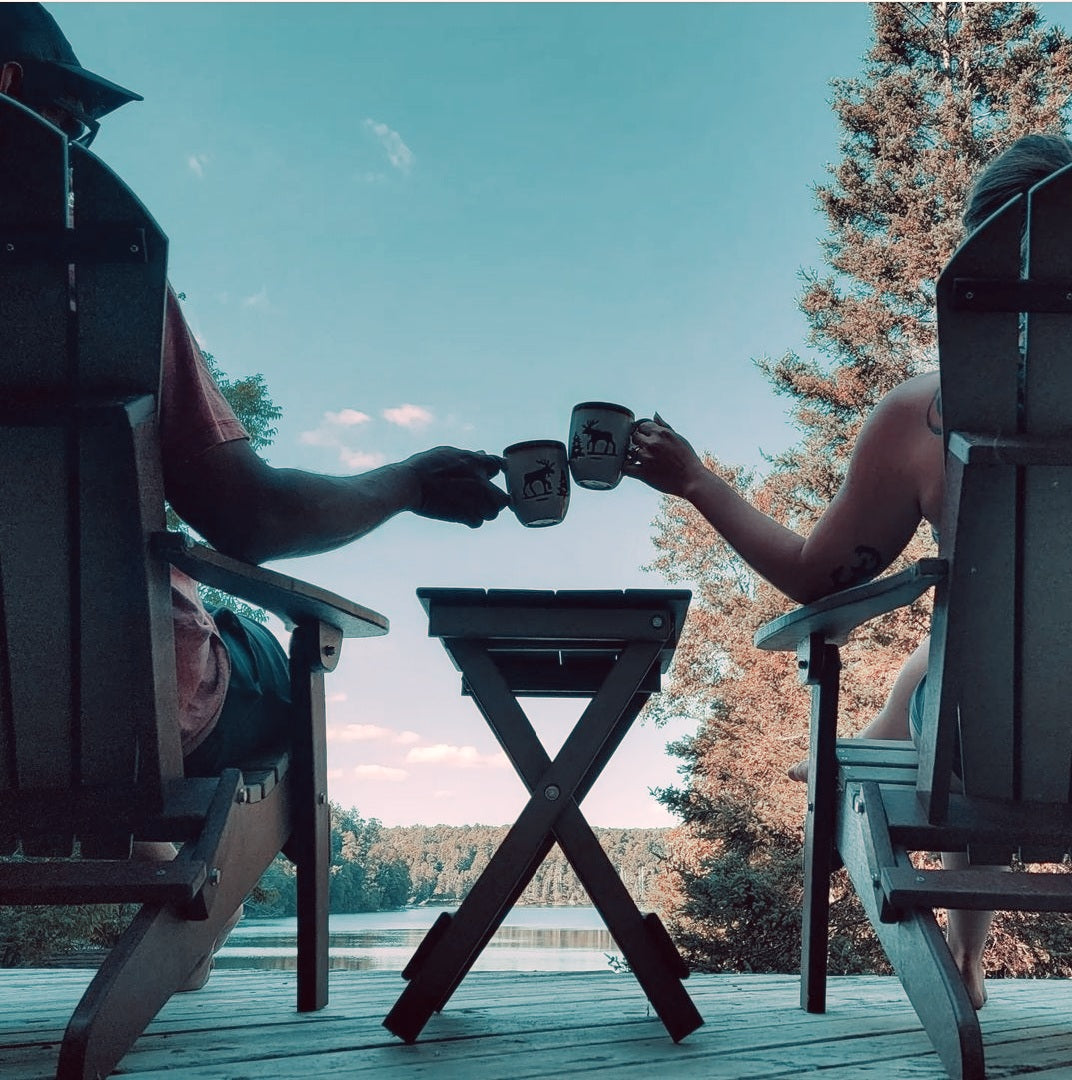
[382,459,424,514]
[677,463,714,504]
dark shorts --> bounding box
[909,675,962,775]
[909,676,927,745]
[183,607,292,777]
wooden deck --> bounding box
[4,968,1072,1078]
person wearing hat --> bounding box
[0,2,140,143]
[0,3,509,989]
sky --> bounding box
[48,2,1072,828]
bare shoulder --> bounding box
[879,372,940,412]
[859,372,938,433]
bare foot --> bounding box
[788,759,808,783]
[946,946,987,1010]
[179,902,244,993]
[956,956,988,1010]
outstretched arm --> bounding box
[165,437,509,565]
[626,376,937,604]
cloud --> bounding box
[328,723,391,743]
[328,723,421,745]
[364,119,414,174]
[298,429,335,448]
[383,403,433,429]
[353,764,408,782]
[326,691,348,705]
[404,744,508,770]
[339,448,387,471]
[188,153,209,178]
[299,408,385,472]
[325,409,372,427]
[241,287,269,309]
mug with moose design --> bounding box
[502,439,570,527]
[568,402,635,490]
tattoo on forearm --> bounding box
[927,389,942,437]
[830,546,882,588]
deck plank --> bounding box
[2,970,1072,1078]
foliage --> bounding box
[201,351,280,454]
[0,899,136,967]
[651,2,1072,975]
[244,805,413,917]
[380,823,667,908]
[246,812,669,917]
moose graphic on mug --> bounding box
[503,440,570,527]
[580,419,617,456]
[568,402,635,491]
[523,458,557,498]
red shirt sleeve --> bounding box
[159,287,248,467]
[157,287,246,755]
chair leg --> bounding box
[57,900,231,1080]
[799,638,840,1014]
[800,804,833,1013]
[289,622,334,1013]
[838,786,984,1080]
[58,772,292,1079]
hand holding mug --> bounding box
[624,414,705,497]
[406,447,510,527]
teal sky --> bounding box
[51,2,1072,827]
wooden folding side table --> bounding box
[383,587,703,1043]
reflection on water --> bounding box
[217,905,620,974]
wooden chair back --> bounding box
[0,94,177,857]
[924,161,1072,845]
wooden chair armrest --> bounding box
[153,531,388,638]
[753,558,946,652]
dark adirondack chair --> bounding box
[754,160,1072,1080]
[0,95,387,1079]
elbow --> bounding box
[166,447,299,566]
[209,531,273,567]
[200,507,302,565]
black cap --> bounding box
[0,4,141,119]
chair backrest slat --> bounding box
[1014,172,1072,803]
[69,143,180,792]
[0,96,177,846]
[931,163,1072,820]
[925,189,1023,813]
[0,104,74,804]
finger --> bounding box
[622,451,645,475]
[476,451,506,476]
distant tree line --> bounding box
[246,805,670,917]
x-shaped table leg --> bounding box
[383,639,703,1043]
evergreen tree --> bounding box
[650,2,1072,975]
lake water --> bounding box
[217,905,620,974]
